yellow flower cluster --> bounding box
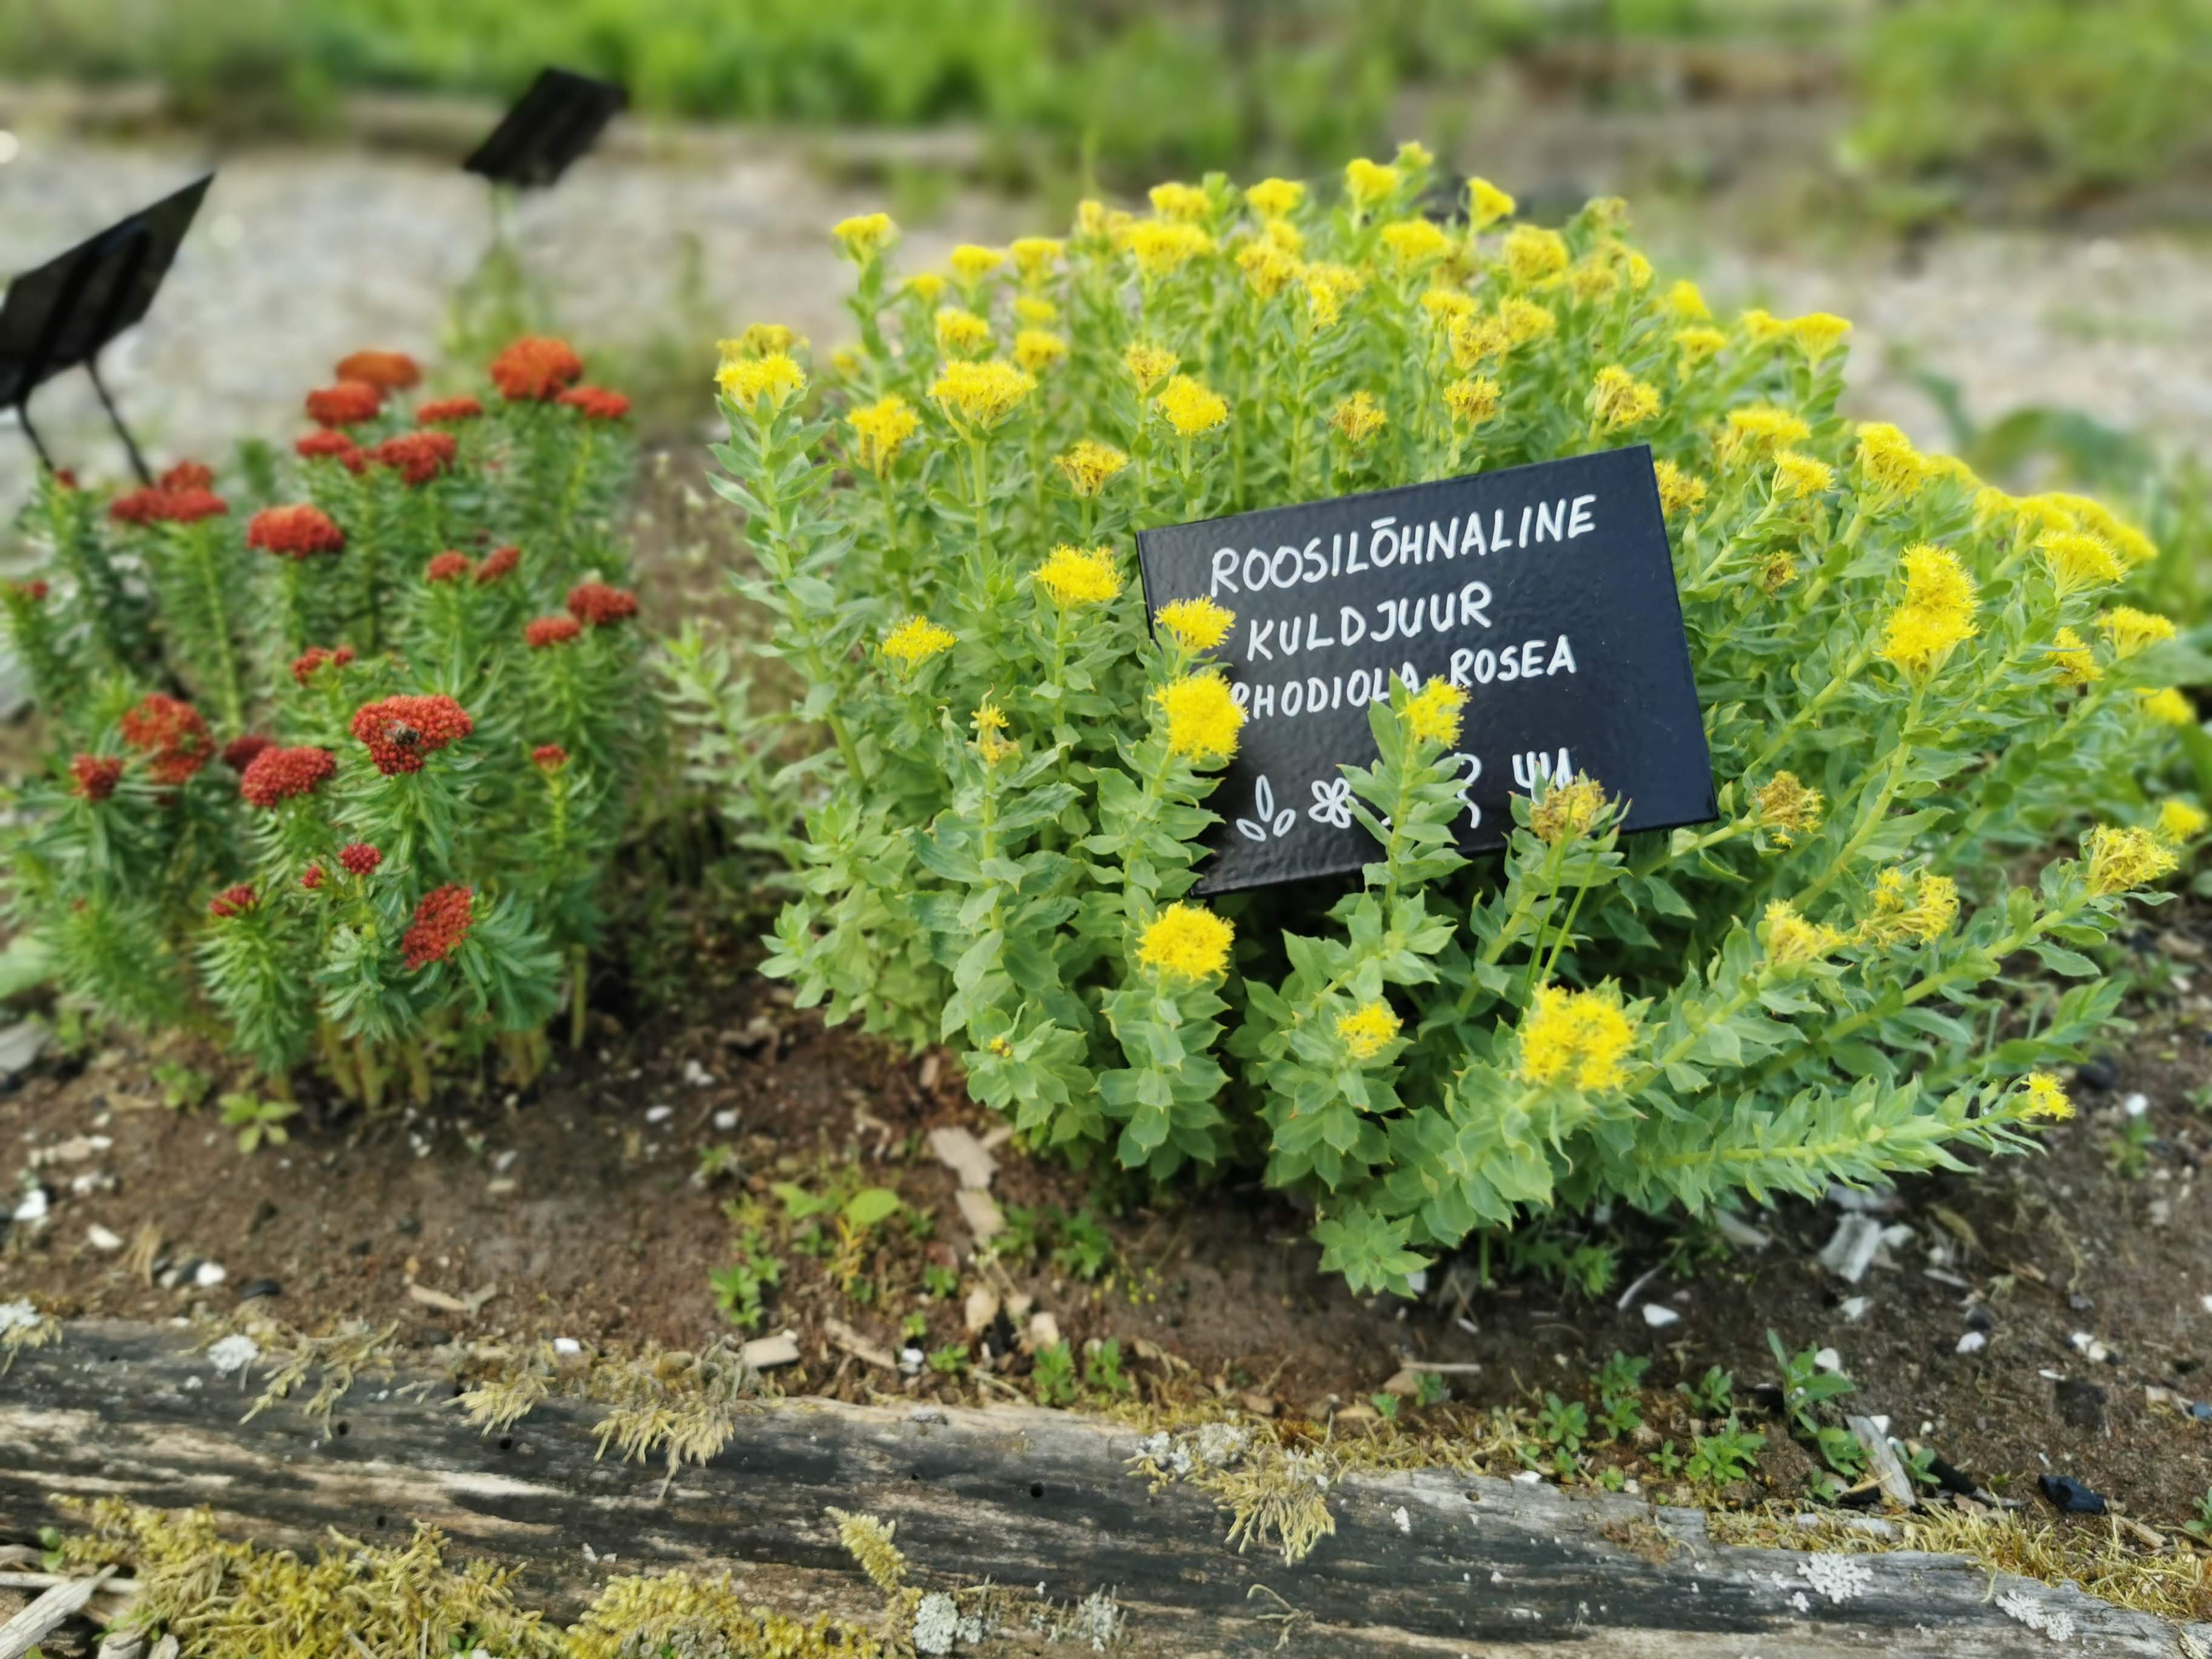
[1716,405,1808,466]
[1123,343,1178,395]
[1246,177,1305,219]
[2158,800,2209,843]
[848,394,919,475]
[1516,984,1637,1092]
[930,359,1036,432]
[722,322,803,358]
[2098,605,2176,659]
[1753,771,1825,845]
[1155,375,1230,438]
[1148,181,1212,222]
[1772,451,1834,499]
[1125,219,1215,280]
[1501,224,1568,284]
[1590,366,1661,432]
[1138,902,1235,980]
[1329,390,1387,446]
[2039,529,2124,595]
[1761,900,1843,965]
[1653,459,1707,518]
[1155,672,1244,762]
[1034,545,1121,608]
[1404,677,1468,746]
[1674,325,1728,369]
[1054,439,1130,498]
[1335,999,1403,1061]
[1864,868,1960,943]
[1467,176,1515,227]
[1014,329,1068,374]
[1530,774,1609,845]
[1237,240,1305,300]
[2085,824,2179,895]
[880,616,954,669]
[949,244,1005,286]
[1877,543,1979,683]
[934,307,993,357]
[716,351,807,413]
[2017,1071,2074,1122]
[1010,236,1063,284]
[1379,218,1452,269]
[1344,156,1401,212]
[831,212,897,262]
[1302,263,1364,330]
[1788,312,1852,363]
[2047,627,2100,688]
[1157,597,1234,652]
[973,697,1017,763]
[2140,687,2195,726]
[1442,375,1501,429]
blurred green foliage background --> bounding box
[6,0,2208,205]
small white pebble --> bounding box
[1839,1296,1870,1322]
[552,1336,582,1356]
[2123,1091,2150,1118]
[1511,1470,1544,1486]
[12,1188,49,1224]
[1814,1347,1842,1372]
[1642,1303,1680,1328]
[713,1109,739,1131]
[194,1261,227,1288]
[87,1224,123,1252]
[643,1105,673,1124]
[1956,1330,1986,1354]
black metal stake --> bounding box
[14,399,55,475]
[84,358,152,486]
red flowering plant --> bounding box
[1,339,652,1110]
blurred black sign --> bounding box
[1135,445,1714,893]
[0,173,212,412]
[463,68,627,189]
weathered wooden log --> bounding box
[3,1321,2206,1657]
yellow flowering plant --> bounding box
[688,150,2211,1293]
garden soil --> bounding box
[5,897,2211,1536]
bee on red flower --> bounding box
[333,349,422,392]
[566,581,638,627]
[417,396,484,426]
[531,743,569,770]
[338,842,383,876]
[300,863,326,890]
[558,386,631,421]
[207,883,258,919]
[223,732,275,773]
[291,644,357,686]
[369,431,458,488]
[350,694,473,775]
[526,615,582,649]
[159,461,215,492]
[70,753,123,802]
[109,486,228,526]
[295,429,361,465]
[402,883,474,969]
[305,380,384,429]
[119,694,214,784]
[238,745,336,808]
[489,336,584,401]
[424,551,472,584]
[249,504,346,559]
[474,545,520,585]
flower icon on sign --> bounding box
[1235,774,1299,843]
[1308,777,1355,829]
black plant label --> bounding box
[1136,443,1715,893]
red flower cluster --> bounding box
[532,743,569,771]
[119,694,213,784]
[306,380,384,429]
[295,430,364,470]
[249,504,346,559]
[558,385,631,421]
[475,545,520,585]
[489,336,583,401]
[338,842,383,876]
[424,550,472,584]
[109,485,229,526]
[10,580,49,603]
[369,431,457,488]
[208,883,258,919]
[417,396,484,426]
[402,883,474,969]
[566,581,638,627]
[350,694,473,775]
[159,461,215,491]
[300,863,325,890]
[223,732,275,773]
[239,744,336,808]
[525,615,581,649]
[291,643,357,686]
[70,753,123,802]
[334,349,421,391]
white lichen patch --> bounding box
[1800,1553,1874,1604]
[1392,1505,1412,1534]
[207,1333,261,1376]
[1999,1588,2078,1643]
[0,1298,39,1333]
[913,1590,962,1655]
[1057,1588,1125,1651]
